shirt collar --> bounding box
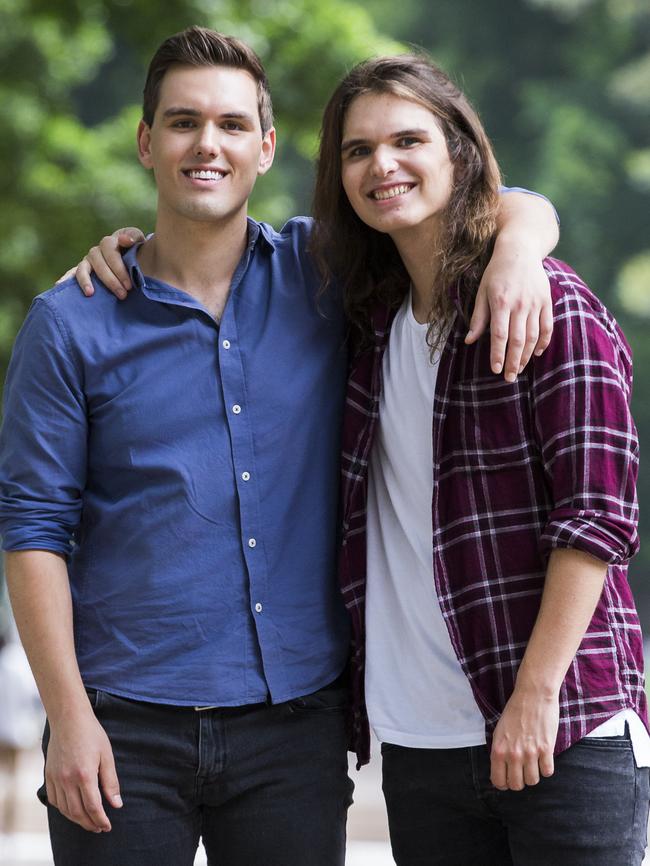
[122,242,145,291]
[120,217,276,291]
[250,218,277,252]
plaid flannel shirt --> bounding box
[339,258,646,767]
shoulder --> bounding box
[539,257,633,374]
[253,216,343,315]
[12,275,126,374]
[31,272,125,335]
[274,215,313,241]
[544,258,627,339]
[254,215,314,259]
[37,273,119,311]
[543,257,613,323]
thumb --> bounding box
[116,227,146,248]
[98,749,123,809]
[466,287,489,344]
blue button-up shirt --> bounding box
[0,217,350,706]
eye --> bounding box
[346,145,371,159]
[222,120,245,131]
[397,136,420,147]
[171,119,196,129]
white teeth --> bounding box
[187,169,224,180]
[372,184,412,200]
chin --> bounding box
[178,204,234,222]
[374,216,419,235]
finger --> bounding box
[505,755,525,791]
[490,745,508,791]
[66,786,104,833]
[45,779,59,811]
[517,311,540,374]
[503,309,527,382]
[56,267,77,285]
[86,247,128,299]
[99,749,123,810]
[534,301,554,357]
[539,748,555,779]
[466,287,490,345]
[55,784,71,821]
[80,779,112,832]
[99,234,135,292]
[487,304,510,376]
[75,260,96,297]
[522,751,540,787]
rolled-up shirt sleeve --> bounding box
[0,296,87,554]
[532,269,639,566]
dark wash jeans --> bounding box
[381,731,650,866]
[39,676,354,866]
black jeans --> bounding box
[40,677,354,866]
[382,733,650,866]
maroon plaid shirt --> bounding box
[339,258,646,767]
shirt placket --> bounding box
[217,241,285,701]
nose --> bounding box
[194,124,221,159]
[370,146,398,178]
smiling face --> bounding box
[137,64,275,228]
[340,91,454,244]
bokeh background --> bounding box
[0,0,649,861]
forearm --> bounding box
[6,550,122,830]
[5,550,92,724]
[490,547,608,789]
[496,190,559,259]
[515,547,608,697]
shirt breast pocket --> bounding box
[441,379,546,512]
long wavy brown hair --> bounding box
[311,54,502,355]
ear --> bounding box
[137,120,154,170]
[257,127,276,176]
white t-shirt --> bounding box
[365,293,486,748]
[364,291,650,765]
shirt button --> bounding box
[254,602,263,613]
[222,339,231,349]
[232,404,241,415]
[248,538,257,548]
[241,471,250,481]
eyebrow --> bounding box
[162,107,201,119]
[162,107,256,124]
[340,128,430,152]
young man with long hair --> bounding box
[312,54,649,865]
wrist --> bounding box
[43,689,95,727]
[514,663,562,700]
[493,229,543,260]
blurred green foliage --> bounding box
[0,0,649,612]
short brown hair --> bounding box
[142,25,273,133]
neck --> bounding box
[391,220,444,325]
[138,209,249,317]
